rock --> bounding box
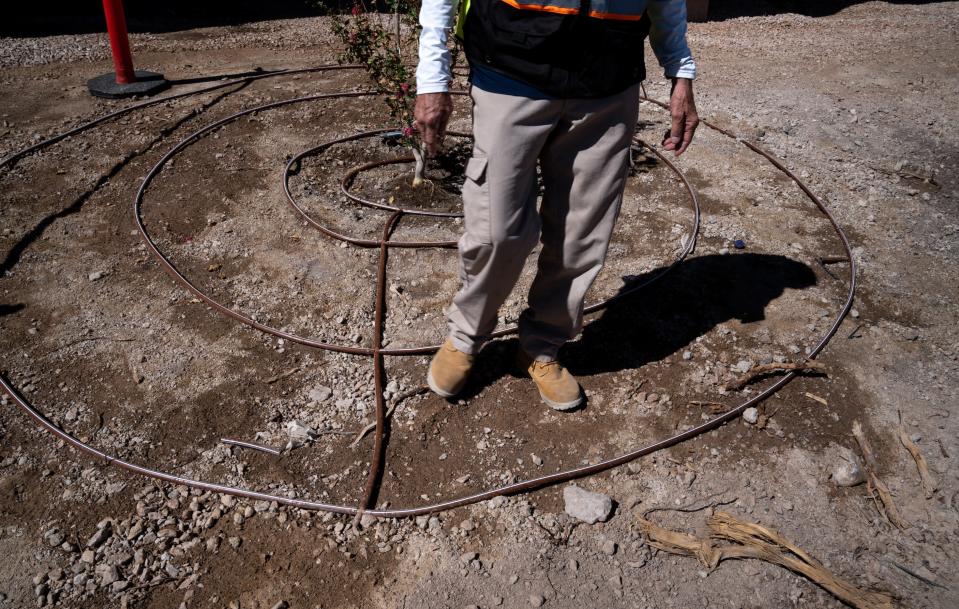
[459,519,475,532]
[45,530,65,547]
[529,594,545,607]
[86,523,112,548]
[531,454,544,466]
[309,386,332,402]
[563,485,613,524]
[832,451,866,487]
[743,407,760,425]
[600,539,617,556]
[80,549,96,563]
[269,602,289,609]
[88,271,107,281]
[94,564,118,587]
[682,350,693,360]
[285,420,318,448]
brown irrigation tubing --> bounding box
[336,131,472,220]
[0,65,361,169]
[135,90,700,356]
[358,210,404,517]
[0,66,855,519]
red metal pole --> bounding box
[101,0,137,84]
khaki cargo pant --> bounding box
[446,83,641,361]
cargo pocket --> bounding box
[461,156,492,245]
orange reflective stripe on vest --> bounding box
[498,0,647,21]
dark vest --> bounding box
[462,0,651,99]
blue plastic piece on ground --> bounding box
[734,239,746,249]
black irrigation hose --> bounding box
[1,66,856,519]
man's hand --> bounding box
[414,92,453,157]
[662,78,699,156]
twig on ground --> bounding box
[643,492,736,517]
[637,511,894,609]
[724,361,826,391]
[804,392,829,406]
[350,385,429,447]
[852,420,908,529]
[689,400,730,414]
[816,256,847,280]
[818,255,850,264]
[265,367,300,384]
[847,323,865,339]
[889,561,949,590]
[897,411,937,498]
[44,335,136,356]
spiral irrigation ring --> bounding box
[1,65,855,519]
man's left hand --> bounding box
[662,78,699,156]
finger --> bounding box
[677,118,698,156]
[661,128,672,149]
[669,109,684,151]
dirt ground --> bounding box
[1,2,958,608]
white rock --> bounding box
[743,407,760,425]
[563,485,613,524]
[285,420,318,448]
[832,450,866,487]
[309,386,332,402]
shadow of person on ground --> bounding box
[564,253,817,375]
[460,253,817,397]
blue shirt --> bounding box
[469,63,555,99]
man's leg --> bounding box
[445,87,560,355]
[518,85,641,361]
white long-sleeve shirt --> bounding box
[416,0,697,94]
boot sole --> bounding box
[539,391,583,411]
[426,369,459,399]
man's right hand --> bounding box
[413,92,453,157]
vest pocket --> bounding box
[462,156,492,245]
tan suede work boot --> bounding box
[427,339,475,398]
[517,350,584,411]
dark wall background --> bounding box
[709,0,951,19]
[1,0,952,37]
[2,1,338,37]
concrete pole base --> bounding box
[87,70,169,99]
